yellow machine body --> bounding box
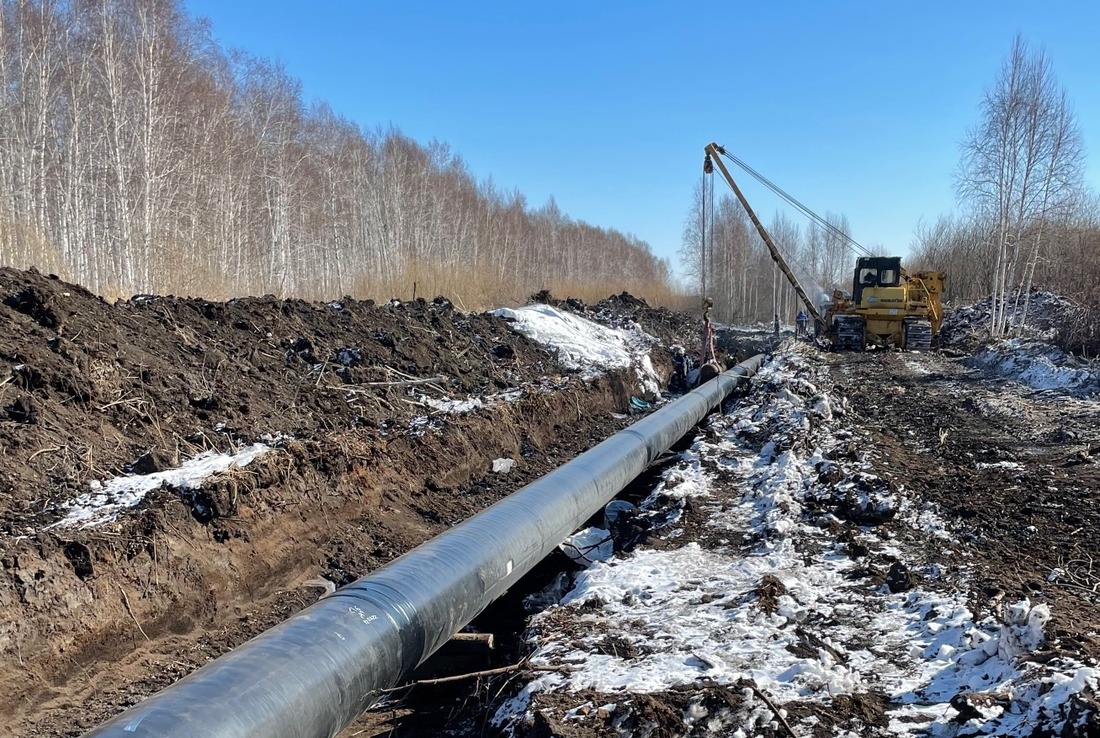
[825,258,945,350]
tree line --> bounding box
[0,0,674,304]
[911,34,1097,346]
[679,176,859,325]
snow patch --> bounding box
[418,395,484,414]
[52,444,271,529]
[976,460,1023,471]
[969,338,1098,392]
[405,388,525,434]
[493,304,659,395]
[492,458,516,474]
[942,293,1098,393]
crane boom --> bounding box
[704,142,823,326]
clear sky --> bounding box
[184,0,1100,275]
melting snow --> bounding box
[493,304,660,395]
[976,460,1024,471]
[497,347,1096,735]
[904,359,931,375]
[969,339,1098,392]
[405,303,665,437]
[406,388,525,434]
[51,444,271,529]
[941,293,1098,393]
[492,458,516,474]
[418,395,484,414]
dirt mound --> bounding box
[530,289,775,367]
[0,268,569,531]
[0,269,743,736]
[941,290,1078,349]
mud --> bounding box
[831,350,1100,661]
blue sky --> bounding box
[185,0,1100,274]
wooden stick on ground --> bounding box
[118,584,150,641]
[380,662,574,693]
[740,680,800,738]
[359,375,448,388]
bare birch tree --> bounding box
[957,35,1084,336]
[0,0,676,305]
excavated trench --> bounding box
[75,364,765,738]
[332,395,757,738]
[9,371,644,737]
[0,267,775,736]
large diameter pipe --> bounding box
[85,355,766,738]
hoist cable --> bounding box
[718,150,873,258]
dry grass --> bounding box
[4,237,693,315]
[1054,299,1100,359]
[0,218,67,279]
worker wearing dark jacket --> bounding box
[796,310,809,337]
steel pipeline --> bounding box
[84,354,766,738]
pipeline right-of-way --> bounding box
[84,354,767,738]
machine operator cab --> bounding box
[852,256,902,307]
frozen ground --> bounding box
[495,344,1097,736]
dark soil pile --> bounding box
[530,289,775,367]
[0,268,716,737]
[0,268,570,528]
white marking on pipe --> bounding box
[349,605,379,626]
